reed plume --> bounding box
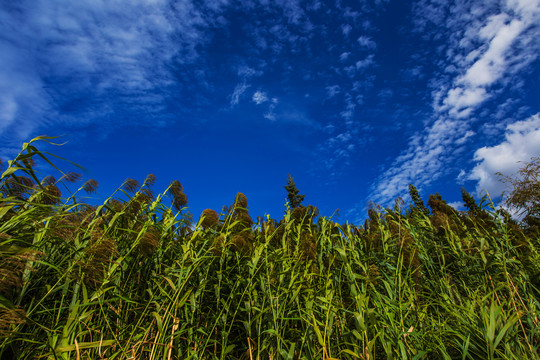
[169,180,188,211]
[82,179,99,194]
[40,175,56,186]
[138,226,160,257]
[77,231,118,288]
[0,308,26,336]
[234,192,248,209]
[59,172,82,183]
[144,174,156,187]
[37,184,62,205]
[231,233,253,255]
[123,178,140,194]
[0,247,41,294]
[298,232,316,260]
[200,209,220,229]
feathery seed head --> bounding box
[41,175,56,186]
[236,211,253,227]
[0,250,41,294]
[232,234,253,255]
[368,207,380,223]
[144,174,156,186]
[50,218,77,242]
[82,179,99,194]
[200,209,220,229]
[40,184,62,205]
[367,264,380,284]
[107,198,125,213]
[130,189,154,209]
[222,205,231,215]
[298,232,317,260]
[170,180,184,194]
[78,232,118,288]
[431,212,449,231]
[0,308,26,336]
[138,226,160,256]
[123,178,140,194]
[234,193,248,209]
[172,191,188,211]
[291,206,306,222]
[59,172,82,183]
[169,180,187,211]
[3,176,35,198]
[211,234,226,255]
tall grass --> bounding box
[0,137,539,359]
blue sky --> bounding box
[1,0,540,223]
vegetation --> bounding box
[0,137,539,359]
[284,174,305,209]
[498,157,540,233]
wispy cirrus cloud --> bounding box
[370,0,540,205]
[0,0,229,147]
[325,85,341,99]
[230,83,251,106]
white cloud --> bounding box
[341,24,352,36]
[455,130,475,145]
[252,91,268,104]
[264,109,276,121]
[230,83,250,106]
[469,113,540,197]
[357,35,376,49]
[344,55,374,77]
[340,99,356,125]
[355,55,375,70]
[370,117,455,205]
[317,130,356,171]
[370,0,540,205]
[447,201,464,211]
[238,65,263,78]
[339,52,351,61]
[0,95,18,135]
[0,0,230,144]
[442,87,488,117]
[325,85,341,98]
[461,19,524,87]
[439,1,539,117]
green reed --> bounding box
[0,137,538,359]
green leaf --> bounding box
[55,340,115,353]
[153,311,163,333]
[223,344,236,356]
[493,314,518,349]
[312,314,325,347]
[341,349,361,358]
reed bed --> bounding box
[0,137,539,359]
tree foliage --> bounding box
[284,174,305,209]
[498,157,540,225]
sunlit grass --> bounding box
[0,137,538,359]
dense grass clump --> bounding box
[0,137,539,359]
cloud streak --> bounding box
[0,0,228,145]
[370,0,540,205]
